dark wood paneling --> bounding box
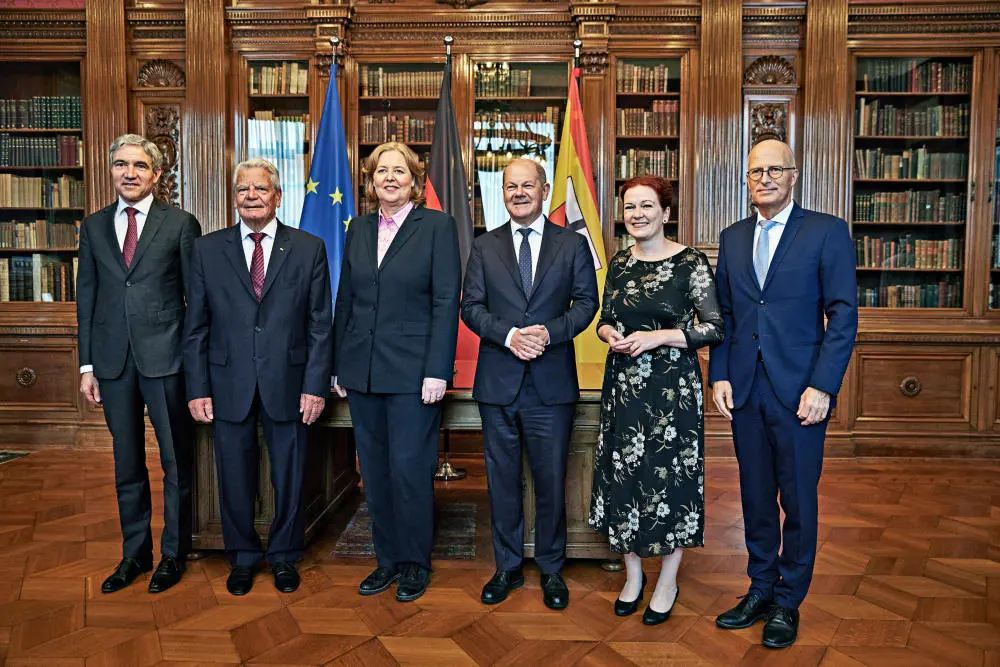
[0,336,78,415]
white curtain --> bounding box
[247,119,307,228]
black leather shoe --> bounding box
[762,605,799,649]
[614,572,647,617]
[396,564,430,602]
[148,557,184,594]
[540,572,569,610]
[359,566,399,596]
[226,566,254,596]
[271,562,300,593]
[715,592,773,629]
[481,568,524,605]
[101,557,152,594]
[642,584,679,626]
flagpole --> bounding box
[573,38,581,69]
[433,34,468,484]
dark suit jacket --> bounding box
[708,203,858,411]
[76,198,201,379]
[184,222,333,423]
[461,219,599,406]
[334,206,461,393]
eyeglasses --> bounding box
[746,165,797,181]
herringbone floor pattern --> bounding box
[0,449,998,666]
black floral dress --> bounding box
[589,247,724,557]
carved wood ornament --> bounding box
[744,55,795,85]
[750,102,788,144]
[145,105,182,206]
[137,59,186,88]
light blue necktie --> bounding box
[517,227,533,295]
[754,219,778,288]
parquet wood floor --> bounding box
[1,449,998,666]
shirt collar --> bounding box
[116,193,154,218]
[379,200,414,226]
[240,218,278,240]
[756,199,795,227]
[510,213,546,237]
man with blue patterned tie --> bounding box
[461,159,599,610]
[709,140,858,648]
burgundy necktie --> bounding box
[122,207,138,268]
[249,232,265,301]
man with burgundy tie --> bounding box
[709,139,857,648]
[77,134,202,594]
[184,158,332,596]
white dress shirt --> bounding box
[505,214,546,348]
[240,218,278,274]
[753,199,794,266]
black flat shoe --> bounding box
[396,564,430,602]
[715,591,773,629]
[271,561,300,593]
[481,568,524,605]
[614,572,647,617]
[541,572,569,610]
[226,566,254,596]
[642,584,679,626]
[359,566,399,596]
[148,557,183,594]
[762,605,799,649]
[101,557,152,594]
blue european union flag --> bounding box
[300,59,355,307]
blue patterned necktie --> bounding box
[754,219,778,288]
[517,227,533,295]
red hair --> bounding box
[619,175,673,210]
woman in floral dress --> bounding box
[589,175,724,625]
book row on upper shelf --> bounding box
[0,97,81,130]
[854,190,966,223]
[0,254,76,303]
[0,219,78,250]
[0,134,82,168]
[855,234,964,270]
[361,113,436,145]
[855,100,969,137]
[857,59,971,93]
[614,148,679,180]
[853,148,966,180]
[0,174,84,209]
[615,61,676,94]
[858,279,962,308]
[249,62,308,96]
[361,66,442,98]
[616,101,680,136]
[475,66,533,98]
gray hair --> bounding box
[108,134,164,171]
[233,158,282,195]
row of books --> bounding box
[0,174,85,208]
[616,101,680,136]
[475,109,562,135]
[993,231,1000,269]
[853,148,967,180]
[615,62,676,94]
[614,148,679,180]
[0,97,82,130]
[854,100,969,137]
[361,66,443,98]
[990,282,1000,309]
[0,134,83,167]
[854,235,963,270]
[856,59,971,93]
[857,280,961,308]
[0,220,78,249]
[476,68,532,98]
[853,190,966,224]
[0,255,77,302]
[249,62,308,95]
[360,114,436,144]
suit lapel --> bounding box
[125,200,166,275]
[102,206,127,274]
[761,204,804,292]
[364,213,379,271]
[223,225,256,301]
[378,206,422,271]
[494,225,526,299]
[260,222,292,301]
[736,217,759,292]
[528,219,562,302]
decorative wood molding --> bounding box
[85,0,128,213]
[126,8,184,41]
[800,0,850,219]
[137,59,186,88]
[0,10,85,43]
[436,0,490,7]
[143,104,182,207]
[749,101,788,144]
[848,3,1000,34]
[744,55,795,85]
[580,51,609,76]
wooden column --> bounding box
[184,0,228,232]
[800,0,850,218]
[695,0,743,246]
[84,0,128,212]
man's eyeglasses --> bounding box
[746,165,797,181]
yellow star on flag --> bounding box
[330,187,344,205]
[305,178,319,195]
[343,218,351,230]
